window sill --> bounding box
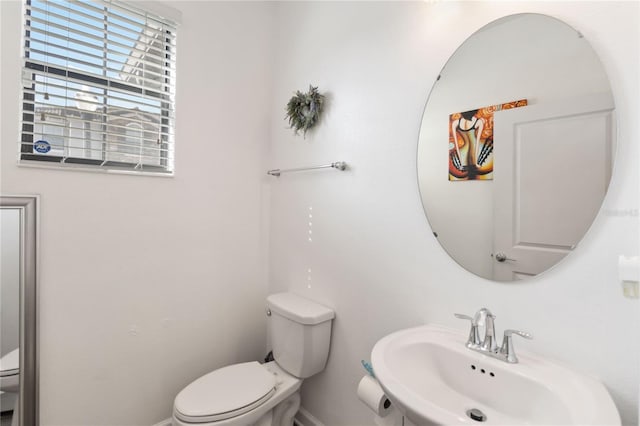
[17,160,174,178]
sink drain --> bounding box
[466,408,487,422]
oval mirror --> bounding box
[417,14,615,282]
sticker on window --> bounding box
[34,140,51,154]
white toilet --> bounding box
[172,292,334,426]
[0,348,20,426]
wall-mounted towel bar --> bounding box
[267,161,347,177]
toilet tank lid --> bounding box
[267,292,335,325]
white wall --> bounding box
[0,1,274,424]
[268,2,639,426]
[1,1,637,425]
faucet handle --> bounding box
[454,313,474,322]
[454,313,478,347]
[500,329,533,363]
[504,329,533,340]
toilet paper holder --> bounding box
[357,375,393,417]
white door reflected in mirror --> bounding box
[492,94,614,281]
[417,14,615,282]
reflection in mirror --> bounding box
[1,209,20,425]
[0,196,38,426]
[417,14,615,282]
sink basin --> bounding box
[371,325,620,425]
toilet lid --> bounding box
[174,361,276,423]
[0,348,19,377]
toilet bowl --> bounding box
[172,293,334,426]
[0,348,19,393]
[173,361,301,426]
[1,348,20,426]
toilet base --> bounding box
[249,393,300,426]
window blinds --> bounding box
[21,0,177,174]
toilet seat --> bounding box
[0,349,19,378]
[174,361,276,423]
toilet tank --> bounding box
[266,293,335,378]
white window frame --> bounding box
[19,0,178,176]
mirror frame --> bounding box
[1,195,38,425]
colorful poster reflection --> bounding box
[449,99,528,181]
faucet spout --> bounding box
[473,308,497,352]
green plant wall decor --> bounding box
[285,85,325,137]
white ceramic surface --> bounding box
[0,348,19,394]
[174,361,276,422]
[171,361,301,426]
[0,348,19,376]
[371,325,620,425]
[267,293,335,325]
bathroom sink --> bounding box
[371,325,620,425]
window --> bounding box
[20,0,177,174]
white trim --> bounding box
[150,418,172,426]
[294,406,325,426]
[124,1,182,25]
[17,161,174,178]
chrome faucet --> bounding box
[474,308,497,352]
[455,308,532,363]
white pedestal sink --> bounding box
[371,325,620,425]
